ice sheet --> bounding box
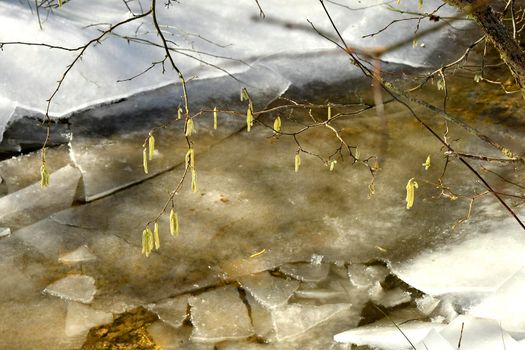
[43,275,97,304]
[0,0,475,144]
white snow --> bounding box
[333,320,444,349]
[0,0,470,142]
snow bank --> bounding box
[0,0,472,142]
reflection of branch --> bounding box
[316,0,525,230]
[253,0,265,18]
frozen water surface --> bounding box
[43,275,97,304]
[0,164,81,230]
[0,0,524,348]
[146,295,189,328]
[271,303,351,341]
[189,285,254,342]
[58,245,97,264]
[64,301,112,338]
[238,271,300,309]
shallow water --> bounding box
[0,57,524,349]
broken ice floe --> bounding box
[468,267,525,337]
[368,282,412,308]
[348,263,390,289]
[59,245,97,264]
[271,303,350,341]
[0,227,10,237]
[238,271,299,309]
[43,275,96,304]
[333,320,444,350]
[65,302,112,337]
[334,314,525,350]
[415,294,441,316]
[146,295,189,328]
[294,288,345,300]
[279,262,330,282]
[0,164,81,229]
[69,64,290,201]
[189,285,254,342]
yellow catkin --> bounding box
[191,168,198,193]
[240,88,249,102]
[294,153,301,173]
[177,107,182,120]
[185,118,194,137]
[329,160,337,171]
[213,107,218,130]
[142,228,154,257]
[40,163,49,188]
[170,209,179,236]
[148,133,155,161]
[405,178,419,209]
[273,116,281,133]
[422,155,431,170]
[154,222,160,250]
[246,105,253,132]
[143,148,148,174]
[327,104,332,120]
[185,148,195,169]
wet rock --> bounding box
[239,271,299,309]
[189,285,254,342]
[43,275,96,304]
[147,322,213,350]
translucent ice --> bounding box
[279,263,330,283]
[59,245,97,264]
[468,267,525,336]
[189,285,254,342]
[439,315,523,350]
[368,282,412,308]
[415,295,441,316]
[238,271,299,309]
[414,329,455,350]
[0,145,70,195]
[43,275,96,304]
[0,227,10,237]
[0,165,81,229]
[348,263,390,289]
[271,303,350,341]
[64,301,112,337]
[333,320,444,349]
[146,295,189,328]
